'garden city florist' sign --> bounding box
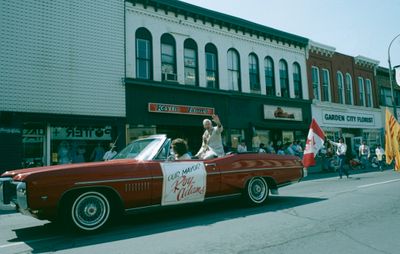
[160,162,207,206]
[148,103,215,116]
[322,110,375,127]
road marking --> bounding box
[0,236,60,249]
[358,179,400,189]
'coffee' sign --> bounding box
[322,110,375,127]
[148,103,215,116]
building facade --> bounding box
[307,41,381,154]
[0,0,126,172]
[125,0,311,153]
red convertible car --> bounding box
[0,135,305,232]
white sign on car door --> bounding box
[160,161,207,206]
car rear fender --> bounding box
[242,175,278,193]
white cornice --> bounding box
[308,40,336,57]
[355,55,380,69]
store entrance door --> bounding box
[22,134,46,168]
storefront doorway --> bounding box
[22,126,46,168]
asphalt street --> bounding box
[1,169,400,254]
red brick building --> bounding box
[306,41,382,154]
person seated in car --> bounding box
[171,138,192,160]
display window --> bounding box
[50,126,113,165]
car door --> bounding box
[149,158,221,206]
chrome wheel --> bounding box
[71,191,110,231]
[246,177,269,204]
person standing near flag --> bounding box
[329,138,349,179]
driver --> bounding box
[195,114,225,159]
[171,138,191,160]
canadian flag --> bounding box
[302,119,325,168]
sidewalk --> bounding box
[305,156,394,181]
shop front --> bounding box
[312,103,383,155]
[0,112,125,173]
[125,79,312,154]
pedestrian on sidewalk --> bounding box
[375,144,385,171]
[359,141,370,169]
[329,138,349,179]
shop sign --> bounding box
[0,128,21,134]
[160,162,207,206]
[148,103,215,116]
[51,126,112,140]
[264,105,303,121]
[322,110,375,127]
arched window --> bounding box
[358,77,365,106]
[227,48,241,91]
[322,69,331,102]
[311,66,320,100]
[161,33,176,82]
[366,79,373,107]
[249,53,260,92]
[184,39,198,86]
[337,71,345,104]
[264,57,275,96]
[279,59,289,98]
[293,62,302,99]
[345,73,353,105]
[205,43,218,89]
[135,27,152,80]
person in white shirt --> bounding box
[329,137,349,179]
[358,141,370,169]
[375,144,385,171]
[196,114,225,159]
[258,143,267,153]
[103,143,117,161]
[237,141,248,153]
[172,138,192,160]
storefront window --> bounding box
[362,130,381,150]
[230,129,245,151]
[51,126,113,165]
[252,130,270,151]
[282,131,294,144]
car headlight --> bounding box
[16,182,28,210]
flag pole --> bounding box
[388,33,400,120]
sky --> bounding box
[182,0,400,68]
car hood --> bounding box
[1,159,140,182]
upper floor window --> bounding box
[321,69,331,102]
[205,43,219,89]
[227,48,241,91]
[365,79,373,107]
[337,71,345,104]
[293,62,302,99]
[358,77,365,106]
[249,53,260,92]
[279,59,289,98]
[264,57,275,96]
[345,73,353,105]
[311,66,320,100]
[161,33,176,82]
[184,39,198,86]
[380,87,392,106]
[136,27,152,80]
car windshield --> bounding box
[114,138,161,160]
